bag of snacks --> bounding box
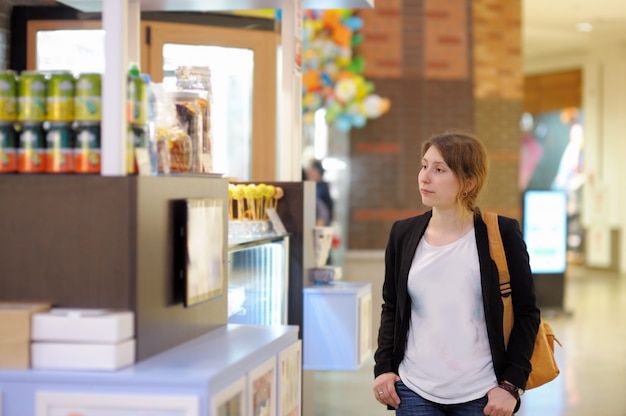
[153,84,192,173]
[173,91,203,173]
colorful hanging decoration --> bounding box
[302,9,391,132]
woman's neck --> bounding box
[431,207,473,228]
[424,207,474,246]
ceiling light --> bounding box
[576,22,593,32]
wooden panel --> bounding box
[135,175,228,359]
[251,33,279,181]
[524,69,582,113]
[0,176,134,309]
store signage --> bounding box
[523,190,567,274]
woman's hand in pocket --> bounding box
[373,372,401,409]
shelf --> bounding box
[228,232,290,251]
[0,325,296,386]
[305,281,372,295]
[56,0,375,13]
[0,324,300,416]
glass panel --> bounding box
[36,30,105,74]
[162,44,253,180]
[227,238,289,325]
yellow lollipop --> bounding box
[274,186,284,211]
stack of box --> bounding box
[31,308,135,371]
[0,302,51,369]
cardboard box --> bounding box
[0,342,30,369]
[0,302,51,368]
[31,308,134,344]
[31,339,136,371]
[0,302,51,342]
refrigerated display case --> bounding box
[228,233,290,325]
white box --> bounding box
[303,282,372,371]
[31,339,135,371]
[31,308,134,344]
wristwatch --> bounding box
[498,381,524,400]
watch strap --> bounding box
[498,381,521,400]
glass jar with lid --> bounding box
[172,91,204,173]
[175,66,212,173]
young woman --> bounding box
[373,132,540,416]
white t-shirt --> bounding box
[398,228,497,404]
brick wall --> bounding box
[473,0,523,218]
[349,0,522,249]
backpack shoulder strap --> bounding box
[482,212,511,292]
[482,211,513,346]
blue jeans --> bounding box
[395,380,488,416]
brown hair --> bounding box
[421,131,489,212]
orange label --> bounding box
[0,149,17,172]
[45,150,73,173]
[18,149,45,172]
[74,149,100,173]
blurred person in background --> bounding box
[304,159,334,227]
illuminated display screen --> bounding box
[523,190,567,274]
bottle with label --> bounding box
[141,74,158,175]
[126,64,148,174]
[0,123,17,173]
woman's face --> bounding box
[418,145,462,209]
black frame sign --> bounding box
[173,198,224,307]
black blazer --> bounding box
[374,210,540,392]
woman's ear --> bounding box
[465,177,477,194]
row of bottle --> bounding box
[0,67,149,174]
[0,70,102,123]
[8,68,150,126]
[0,65,213,175]
[0,122,100,174]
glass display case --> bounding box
[228,233,290,325]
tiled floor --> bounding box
[313,265,626,415]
